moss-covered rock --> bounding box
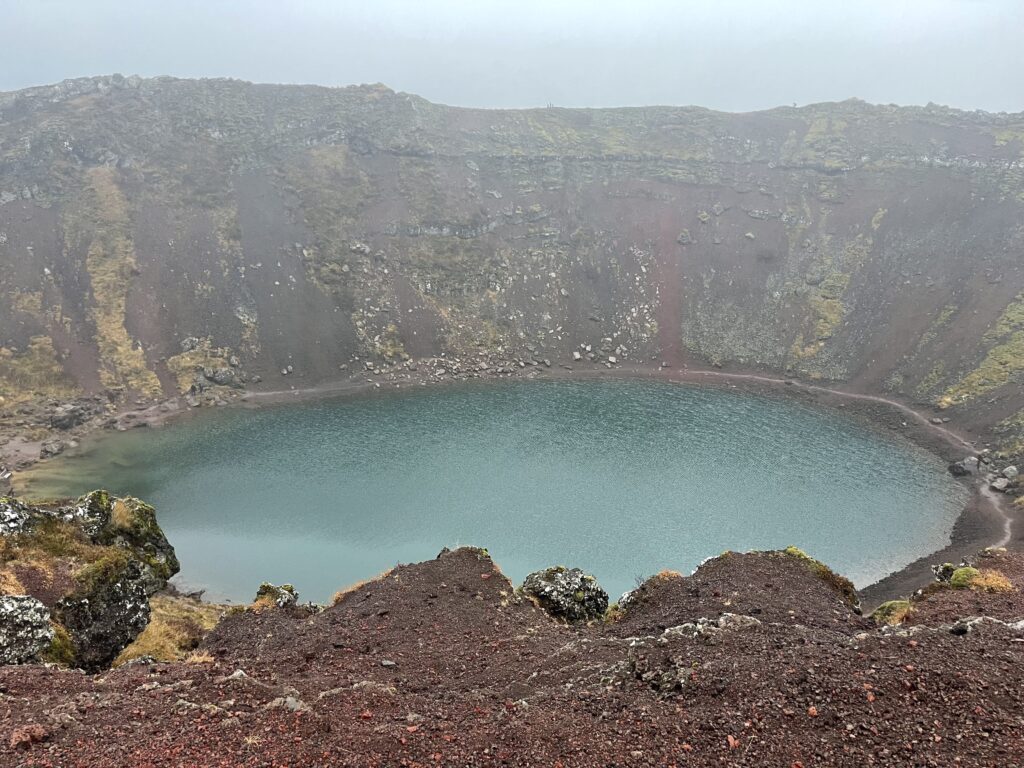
[871,599,912,626]
[949,567,981,589]
[0,595,54,664]
[102,496,180,589]
[0,492,179,670]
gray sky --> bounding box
[2,0,1022,112]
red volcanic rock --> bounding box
[1,546,1024,765]
[9,724,48,751]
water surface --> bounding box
[20,380,968,602]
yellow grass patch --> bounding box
[970,570,1015,593]
[332,568,395,606]
[114,593,225,665]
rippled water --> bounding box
[19,380,968,602]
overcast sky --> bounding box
[2,0,1022,112]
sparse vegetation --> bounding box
[331,568,396,605]
[115,594,224,665]
[949,566,981,589]
[871,599,912,626]
[782,546,858,607]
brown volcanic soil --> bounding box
[3,547,1024,767]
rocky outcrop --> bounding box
[3,544,1024,765]
[254,582,298,608]
[52,557,151,669]
[520,565,608,623]
[0,491,178,669]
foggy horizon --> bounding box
[3,0,1023,113]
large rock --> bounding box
[254,582,298,608]
[948,456,979,476]
[0,492,179,669]
[520,566,608,623]
[49,403,90,430]
[53,557,151,670]
[0,497,35,536]
[0,596,54,664]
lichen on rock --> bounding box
[520,566,608,623]
[0,595,54,664]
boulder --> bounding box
[931,562,959,582]
[204,367,242,388]
[94,495,180,590]
[948,456,979,476]
[49,403,89,430]
[254,582,298,608]
[40,439,65,458]
[520,566,608,623]
[53,557,151,670]
[179,336,201,353]
[0,497,35,536]
[0,596,54,664]
[1002,465,1019,479]
[991,477,1011,492]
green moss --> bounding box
[39,622,76,666]
[941,293,1024,407]
[782,546,858,607]
[949,566,980,589]
[165,337,235,393]
[940,331,1024,407]
[0,336,78,402]
[73,549,132,594]
[871,599,912,626]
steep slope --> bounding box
[1,75,1024,455]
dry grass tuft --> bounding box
[331,568,394,606]
[871,599,913,626]
[114,594,225,665]
[970,570,1015,593]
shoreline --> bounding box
[9,359,1018,610]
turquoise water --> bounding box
[19,380,968,603]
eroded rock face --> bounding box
[0,595,53,664]
[521,566,608,623]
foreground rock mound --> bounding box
[520,565,608,623]
[4,544,1024,765]
[0,491,178,669]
